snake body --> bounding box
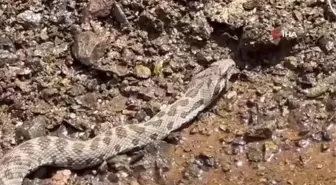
[0,59,235,185]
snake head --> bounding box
[193,59,236,82]
[191,59,236,94]
[208,59,236,96]
[209,59,236,78]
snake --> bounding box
[0,59,236,185]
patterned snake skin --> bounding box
[0,59,235,185]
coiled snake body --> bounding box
[0,59,235,185]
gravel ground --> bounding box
[0,0,335,185]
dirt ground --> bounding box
[0,0,335,185]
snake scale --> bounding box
[0,59,235,185]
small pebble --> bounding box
[135,65,151,79]
[17,10,42,26]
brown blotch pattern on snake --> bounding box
[15,161,24,166]
[167,99,190,116]
[212,80,222,97]
[3,169,14,180]
[206,76,213,87]
[195,71,212,80]
[51,155,58,164]
[150,133,159,140]
[166,121,174,130]
[180,99,205,119]
[115,126,127,138]
[105,130,113,136]
[0,156,12,166]
[19,142,36,155]
[201,77,214,94]
[90,138,101,151]
[185,88,199,98]
[36,137,52,150]
[13,156,28,167]
[66,157,75,166]
[131,139,140,146]
[167,107,177,116]
[114,144,121,152]
[128,125,146,134]
[186,81,204,98]
[14,159,24,166]
[102,137,111,145]
[55,138,69,153]
[72,142,85,155]
[84,158,94,166]
[2,156,22,166]
[144,119,163,127]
